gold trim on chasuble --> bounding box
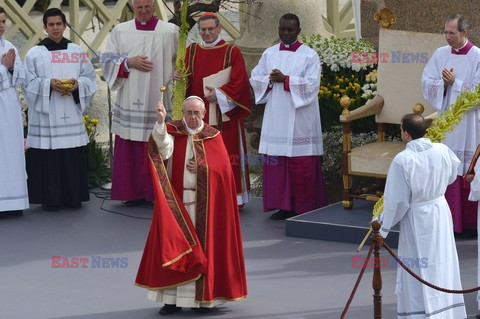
[192,135,209,302]
[148,135,198,249]
[217,43,251,114]
[187,43,197,82]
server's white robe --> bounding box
[468,159,480,309]
[0,37,28,211]
[101,20,178,142]
[249,44,323,157]
[380,138,466,319]
[421,44,480,175]
[23,43,96,149]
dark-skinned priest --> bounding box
[250,13,328,220]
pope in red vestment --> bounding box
[182,12,252,205]
[135,96,247,313]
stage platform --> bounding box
[285,200,399,248]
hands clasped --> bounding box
[269,68,286,83]
[442,68,455,87]
[1,48,15,69]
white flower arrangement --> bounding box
[361,69,378,100]
[301,35,377,72]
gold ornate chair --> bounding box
[340,28,444,209]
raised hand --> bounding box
[156,100,167,124]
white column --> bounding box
[352,0,362,40]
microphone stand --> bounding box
[67,22,113,191]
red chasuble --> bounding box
[135,120,248,303]
[185,40,251,196]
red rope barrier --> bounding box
[340,241,376,319]
[383,242,480,294]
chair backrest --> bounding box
[376,28,446,124]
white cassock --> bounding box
[421,43,480,175]
[379,138,466,319]
[468,159,480,309]
[146,121,225,308]
[249,43,323,157]
[23,43,96,149]
[102,20,178,142]
[0,37,28,211]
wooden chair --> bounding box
[340,28,444,209]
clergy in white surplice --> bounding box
[0,8,28,215]
[379,114,466,319]
[466,156,480,316]
[101,0,177,205]
[421,13,480,233]
[249,13,328,220]
[23,8,96,211]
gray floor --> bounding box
[0,192,479,319]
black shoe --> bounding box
[42,204,59,212]
[476,314,480,319]
[191,307,214,313]
[159,304,182,315]
[123,199,146,207]
[270,210,297,220]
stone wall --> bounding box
[361,0,480,49]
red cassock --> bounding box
[185,40,251,197]
[135,120,248,303]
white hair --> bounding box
[132,0,154,6]
[183,95,205,110]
